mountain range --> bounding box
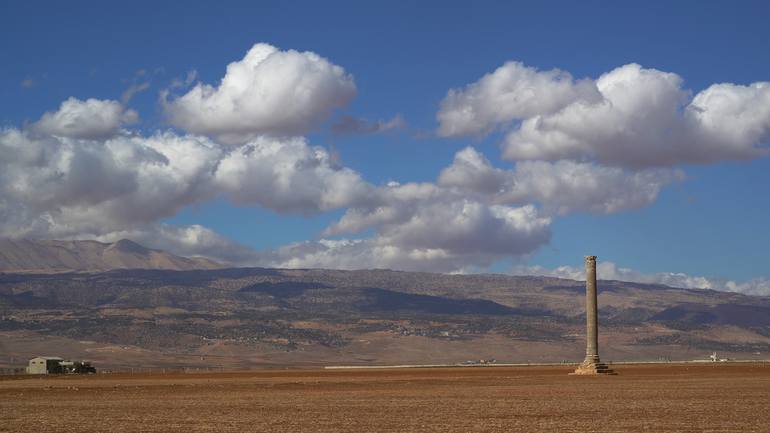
[1,239,769,369]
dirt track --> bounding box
[1,363,769,432]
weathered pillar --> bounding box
[585,255,599,363]
[571,255,616,375]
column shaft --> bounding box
[585,256,599,361]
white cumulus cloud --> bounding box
[31,97,138,140]
[314,180,553,272]
[437,61,600,137]
[5,48,768,280]
[259,238,467,273]
[437,147,683,214]
[263,221,547,273]
[502,160,682,214]
[438,62,770,168]
[215,136,372,213]
[0,99,374,246]
[163,43,357,144]
[437,147,509,194]
[0,128,221,239]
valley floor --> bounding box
[1,363,769,432]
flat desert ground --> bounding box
[2,364,769,432]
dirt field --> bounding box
[1,363,769,432]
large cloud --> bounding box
[294,140,690,271]
[259,238,477,273]
[163,43,356,144]
[215,136,371,213]
[0,101,371,243]
[263,206,549,273]
[31,97,138,140]
[6,97,553,273]
[4,51,767,279]
[513,262,770,297]
[314,181,553,272]
[0,128,219,238]
[373,199,550,257]
[437,62,600,137]
[438,63,770,168]
[118,183,553,272]
[437,147,683,214]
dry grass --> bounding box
[1,363,769,432]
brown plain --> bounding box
[2,363,769,432]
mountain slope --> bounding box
[0,239,222,272]
[1,267,769,368]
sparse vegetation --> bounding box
[1,267,770,366]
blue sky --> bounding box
[1,1,769,290]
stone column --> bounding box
[585,255,599,363]
[571,255,615,375]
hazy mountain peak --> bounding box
[106,239,151,255]
[0,238,222,272]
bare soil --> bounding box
[1,363,769,432]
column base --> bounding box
[569,357,617,375]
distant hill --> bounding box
[0,239,222,272]
[1,266,769,368]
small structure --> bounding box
[570,256,616,375]
[27,356,64,374]
[26,356,96,375]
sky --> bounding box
[1,1,770,295]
